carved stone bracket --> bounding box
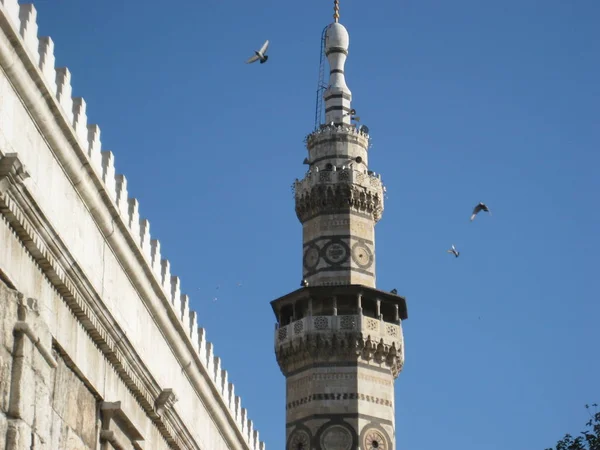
[100,401,145,449]
[295,183,383,223]
[275,332,404,378]
[155,388,178,416]
[0,153,29,195]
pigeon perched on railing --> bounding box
[470,202,491,221]
[246,40,270,64]
[447,244,460,258]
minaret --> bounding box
[272,2,409,450]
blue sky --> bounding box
[32,0,599,448]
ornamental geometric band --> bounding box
[295,184,383,223]
[303,238,374,273]
[287,392,393,410]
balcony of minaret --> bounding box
[271,286,407,378]
[304,123,370,166]
[294,165,384,223]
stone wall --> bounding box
[0,283,97,450]
[0,1,263,449]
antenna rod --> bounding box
[333,0,340,22]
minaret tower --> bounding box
[272,2,409,450]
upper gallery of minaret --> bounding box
[294,0,384,288]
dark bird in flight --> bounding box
[246,40,269,64]
[470,202,491,221]
[447,244,460,258]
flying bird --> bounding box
[246,40,269,64]
[470,202,491,221]
[447,244,460,258]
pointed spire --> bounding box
[333,0,340,23]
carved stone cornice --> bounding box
[275,332,404,378]
[295,183,383,223]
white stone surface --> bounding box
[0,3,264,449]
[324,22,352,124]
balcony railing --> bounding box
[275,314,402,346]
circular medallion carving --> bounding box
[303,245,320,270]
[289,430,310,450]
[351,241,373,269]
[322,239,350,266]
[363,429,386,450]
[320,425,352,450]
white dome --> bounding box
[325,22,349,51]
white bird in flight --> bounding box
[246,40,269,64]
[447,244,460,258]
[470,202,491,221]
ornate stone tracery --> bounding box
[288,429,311,450]
[363,429,387,450]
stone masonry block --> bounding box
[5,419,33,450]
[9,334,37,426]
[51,357,97,449]
[0,354,11,413]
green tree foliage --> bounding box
[546,404,600,450]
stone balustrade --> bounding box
[275,314,402,347]
[294,167,383,196]
[274,313,405,378]
[305,123,370,150]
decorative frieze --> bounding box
[275,331,404,378]
[295,182,383,222]
[287,392,393,410]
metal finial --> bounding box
[333,0,339,22]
